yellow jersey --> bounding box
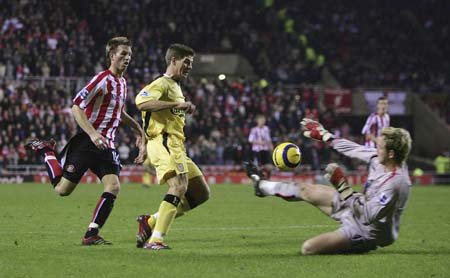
[135,75,186,143]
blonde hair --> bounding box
[105,37,131,66]
[382,127,412,164]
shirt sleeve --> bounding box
[135,80,165,106]
[73,71,107,109]
[248,127,256,143]
[352,180,399,225]
[331,138,377,163]
[361,113,374,135]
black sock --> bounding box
[84,192,116,238]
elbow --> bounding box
[137,103,150,112]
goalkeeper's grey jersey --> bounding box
[331,138,412,246]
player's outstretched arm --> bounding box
[300,118,335,142]
[300,118,377,163]
[121,111,146,164]
[136,100,179,112]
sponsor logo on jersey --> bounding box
[379,193,389,205]
[79,89,89,100]
[171,107,185,117]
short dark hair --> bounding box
[378,96,388,103]
[106,37,131,66]
[165,44,195,66]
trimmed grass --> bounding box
[0,183,449,277]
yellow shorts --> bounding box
[146,135,202,184]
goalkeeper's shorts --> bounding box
[331,192,378,254]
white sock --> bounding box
[259,180,302,200]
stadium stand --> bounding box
[1,0,449,175]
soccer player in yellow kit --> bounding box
[135,44,210,250]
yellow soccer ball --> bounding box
[272,142,302,171]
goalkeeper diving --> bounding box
[245,118,412,254]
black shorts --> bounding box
[253,150,272,165]
[59,132,121,183]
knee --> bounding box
[105,181,121,196]
[301,240,316,255]
[171,183,188,196]
[54,186,71,197]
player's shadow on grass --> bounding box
[375,249,450,255]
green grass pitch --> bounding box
[0,183,449,278]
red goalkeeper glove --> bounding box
[300,118,335,142]
[324,163,353,201]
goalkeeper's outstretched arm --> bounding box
[300,118,377,163]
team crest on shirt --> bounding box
[66,164,76,173]
[176,164,185,172]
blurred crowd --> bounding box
[1,0,449,90]
[1,0,450,172]
[0,78,361,171]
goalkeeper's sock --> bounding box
[148,194,180,243]
[259,181,302,201]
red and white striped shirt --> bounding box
[248,126,272,152]
[73,70,127,149]
[361,112,390,148]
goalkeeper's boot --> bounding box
[143,242,171,250]
[81,235,112,245]
[244,161,265,198]
[136,215,152,248]
[324,163,353,201]
[25,138,56,152]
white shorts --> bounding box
[331,192,378,253]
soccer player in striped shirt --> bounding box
[248,114,273,178]
[246,118,412,254]
[361,96,390,147]
[26,37,146,245]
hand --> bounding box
[324,163,353,201]
[134,136,147,164]
[177,101,196,114]
[90,133,107,150]
[300,118,334,142]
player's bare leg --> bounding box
[301,230,351,255]
[182,175,210,211]
[299,183,335,216]
[82,174,120,245]
[53,178,78,196]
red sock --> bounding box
[44,152,63,186]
